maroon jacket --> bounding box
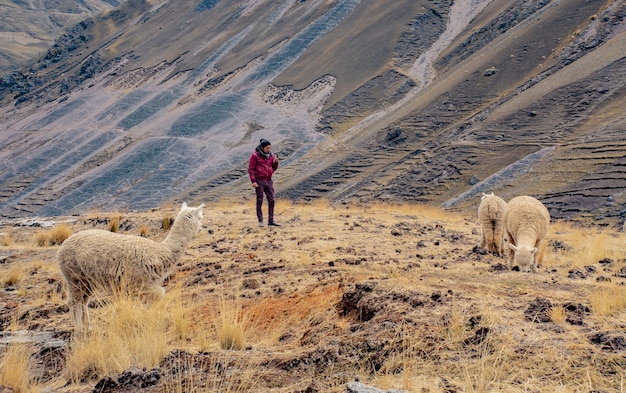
[248,151,278,183]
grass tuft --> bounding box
[1,264,23,287]
[108,217,120,233]
[1,231,14,246]
[548,305,567,324]
[215,297,248,350]
[63,286,194,384]
[590,285,626,317]
[162,216,173,231]
[0,343,34,393]
[33,224,72,246]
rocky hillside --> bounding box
[0,0,122,73]
[0,0,625,226]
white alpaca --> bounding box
[503,196,550,272]
[57,202,204,331]
[478,192,507,256]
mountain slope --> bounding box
[0,0,122,73]
[0,0,624,227]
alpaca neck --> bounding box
[161,219,194,258]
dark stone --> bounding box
[93,366,161,392]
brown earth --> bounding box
[1,200,625,392]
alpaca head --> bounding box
[178,202,205,235]
[509,243,537,272]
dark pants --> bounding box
[255,179,275,223]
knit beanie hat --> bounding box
[259,138,271,148]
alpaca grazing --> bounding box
[57,202,204,331]
[502,196,550,272]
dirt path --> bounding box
[409,0,493,84]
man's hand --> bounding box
[252,182,259,188]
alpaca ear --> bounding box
[182,202,188,210]
[195,204,205,216]
[509,244,518,251]
[531,247,538,255]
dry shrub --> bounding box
[33,224,72,246]
[0,343,34,393]
[162,216,172,231]
[547,222,625,268]
[1,264,22,287]
[33,231,48,247]
[590,285,626,317]
[1,231,14,246]
[214,297,249,350]
[160,350,262,393]
[108,217,120,233]
[548,305,567,324]
[64,284,197,384]
[444,304,470,343]
[165,285,192,342]
[50,224,72,244]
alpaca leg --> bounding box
[479,229,486,250]
[143,284,165,303]
[494,224,504,256]
[507,234,516,269]
[487,223,497,253]
[533,240,544,272]
[67,284,89,332]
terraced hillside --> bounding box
[0,0,625,227]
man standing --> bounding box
[248,138,280,227]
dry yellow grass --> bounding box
[65,294,175,383]
[0,343,33,393]
[590,285,626,318]
[547,221,624,268]
[1,263,23,287]
[108,216,120,232]
[139,224,149,237]
[162,215,173,231]
[33,223,72,247]
[1,200,625,392]
[1,230,14,246]
[213,297,249,350]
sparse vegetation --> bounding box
[548,305,567,324]
[0,343,34,393]
[590,285,626,317]
[1,231,14,247]
[214,297,248,350]
[1,264,23,287]
[108,217,120,233]
[65,294,175,383]
[1,200,625,392]
[162,215,172,231]
[33,223,72,246]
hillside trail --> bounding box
[408,0,493,85]
[339,0,493,143]
[278,0,494,191]
[280,0,626,202]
